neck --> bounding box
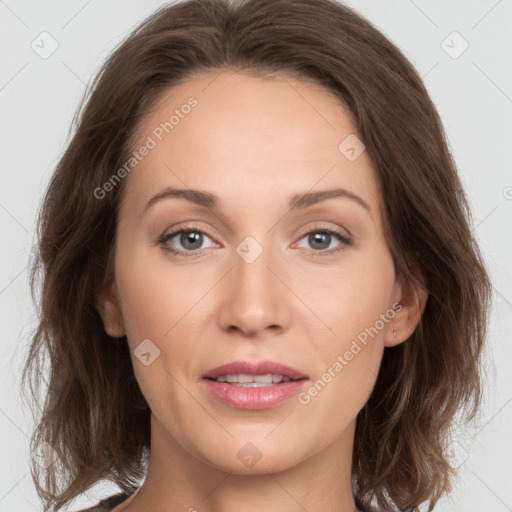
[124,414,359,512]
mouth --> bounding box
[201,360,309,409]
[202,359,308,382]
[207,373,303,386]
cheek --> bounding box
[114,250,209,377]
[301,248,395,393]
[114,256,197,417]
[306,247,395,340]
[117,270,171,343]
[115,244,198,342]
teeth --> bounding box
[214,374,292,384]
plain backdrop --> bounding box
[1,1,511,510]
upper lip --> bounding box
[202,360,308,380]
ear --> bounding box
[385,262,428,348]
[95,280,126,338]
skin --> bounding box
[96,70,427,512]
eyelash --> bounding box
[157,223,352,258]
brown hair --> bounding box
[21,0,492,510]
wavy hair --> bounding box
[21,0,493,510]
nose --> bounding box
[216,238,291,337]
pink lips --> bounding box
[201,360,309,410]
[202,360,308,381]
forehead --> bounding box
[123,70,382,224]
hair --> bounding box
[21,0,493,510]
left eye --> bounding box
[295,228,350,253]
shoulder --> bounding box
[75,492,132,512]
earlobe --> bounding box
[95,281,126,338]
[385,273,428,348]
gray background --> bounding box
[1,0,511,510]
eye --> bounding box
[157,223,352,258]
[158,225,218,257]
[294,225,352,256]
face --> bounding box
[98,70,417,475]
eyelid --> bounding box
[158,221,217,239]
[156,222,220,255]
[296,222,351,240]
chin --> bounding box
[195,437,309,475]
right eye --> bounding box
[158,225,219,257]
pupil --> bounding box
[310,232,330,250]
[181,231,202,250]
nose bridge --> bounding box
[217,233,290,335]
[234,233,280,307]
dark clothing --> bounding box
[77,491,382,511]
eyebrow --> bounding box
[143,186,371,215]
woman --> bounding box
[21,0,492,511]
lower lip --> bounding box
[201,379,309,410]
